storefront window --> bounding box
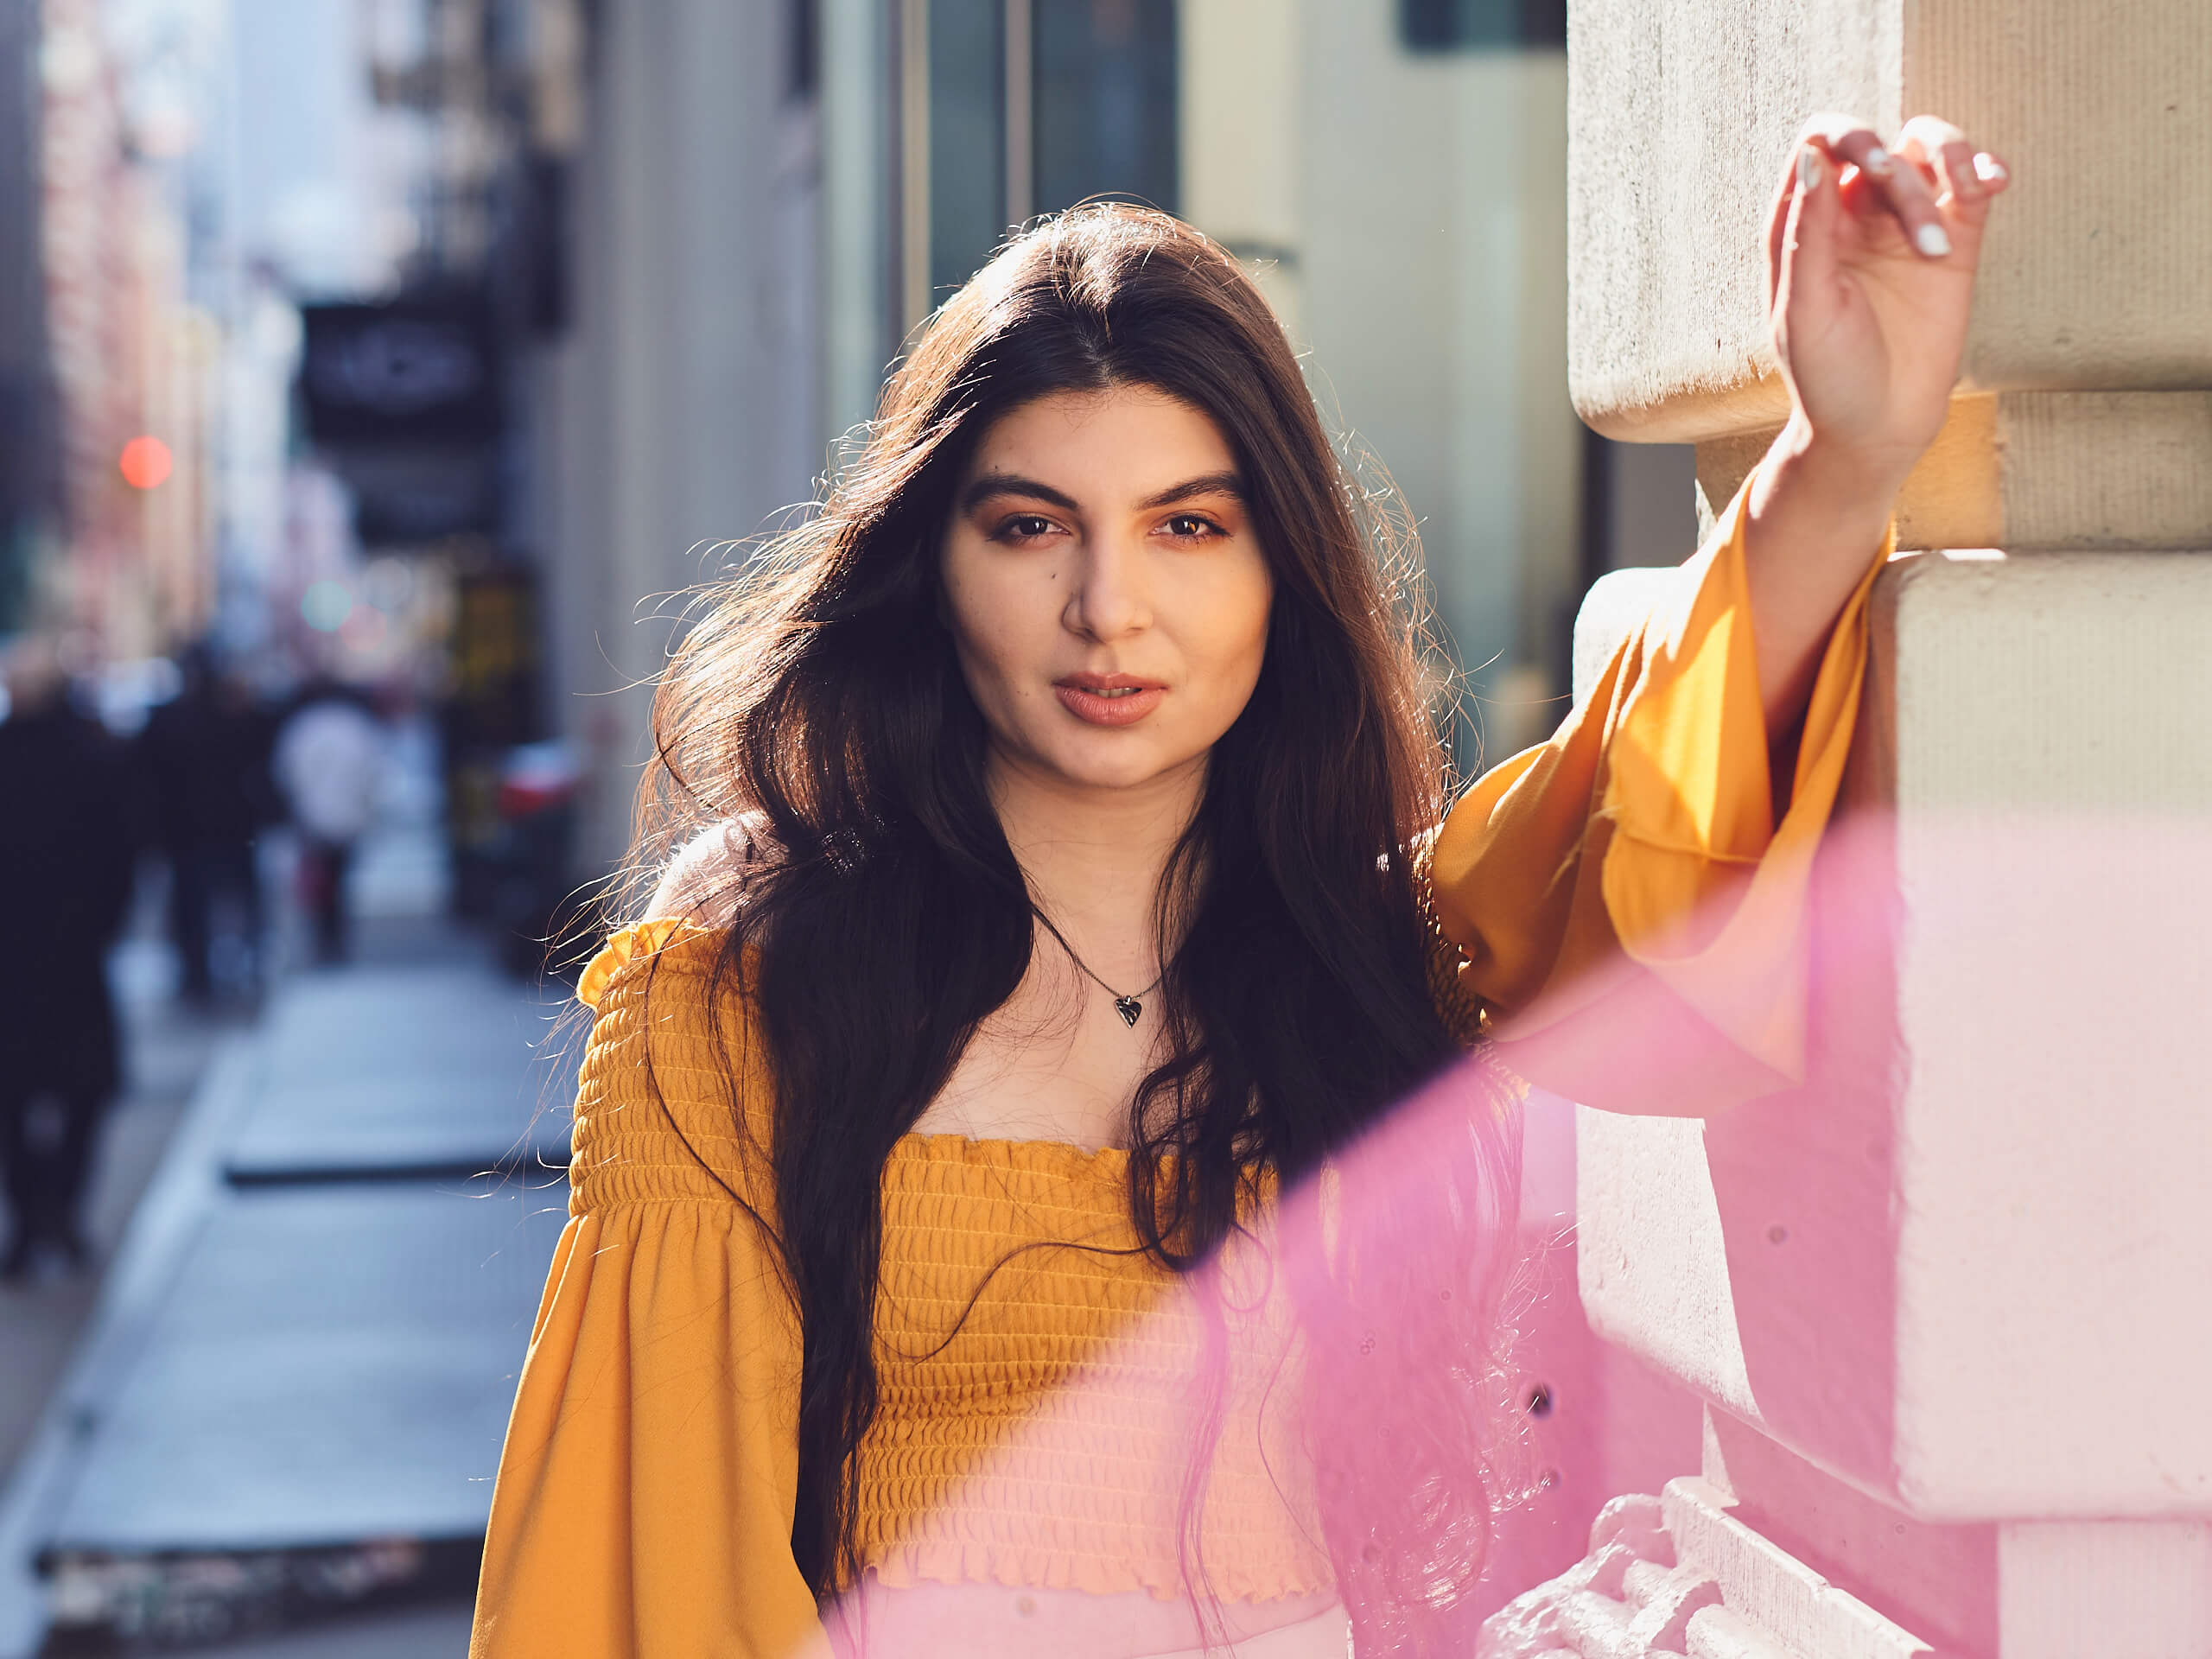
[927,0,1007,302]
[918,0,1178,313]
[1032,0,1178,217]
[1399,0,1565,51]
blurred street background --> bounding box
[0,0,1706,1651]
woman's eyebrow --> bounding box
[960,472,1080,513]
[958,469,1248,514]
[1135,471,1246,510]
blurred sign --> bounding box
[339,445,501,544]
[445,568,543,920]
[449,569,540,754]
[299,299,505,544]
[1400,0,1566,48]
[299,300,502,446]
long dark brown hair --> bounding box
[632,204,1523,1655]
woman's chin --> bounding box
[1007,733,1205,797]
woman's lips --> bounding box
[1052,676,1166,728]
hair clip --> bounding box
[820,826,868,876]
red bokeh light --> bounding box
[118,435,174,490]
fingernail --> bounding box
[1797,147,1824,193]
[1973,152,2008,184]
[1862,145,1895,178]
[1916,222,1953,258]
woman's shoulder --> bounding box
[576,914,732,1010]
[569,815,770,1014]
[575,814,772,1010]
[637,815,773,933]
[571,892,773,1215]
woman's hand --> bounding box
[1740,113,2012,738]
[1768,113,2012,488]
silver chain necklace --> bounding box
[1030,908,1164,1028]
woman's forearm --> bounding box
[1741,413,1903,738]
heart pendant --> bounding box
[1113,995,1142,1027]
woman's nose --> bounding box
[1065,535,1152,640]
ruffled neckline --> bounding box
[575,916,712,1008]
[578,920,1141,1177]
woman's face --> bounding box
[940,385,1273,796]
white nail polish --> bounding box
[1973,152,2008,184]
[1797,148,1824,193]
[1916,223,1953,258]
[1863,145,1895,177]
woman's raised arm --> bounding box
[1742,113,2011,734]
[1427,113,2009,1113]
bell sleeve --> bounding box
[469,924,825,1659]
[1427,479,1890,1112]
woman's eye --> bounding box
[994,514,1058,542]
[1163,513,1224,541]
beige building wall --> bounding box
[536,0,823,879]
[1177,0,1303,340]
[1179,0,1585,763]
[1556,2,2212,1653]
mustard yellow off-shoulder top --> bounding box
[467,489,1887,1658]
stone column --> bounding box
[1559,3,2212,1656]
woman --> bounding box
[471,114,2008,1658]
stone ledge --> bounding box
[1663,1479,1931,1659]
[1478,1485,1930,1659]
[1693,392,2212,552]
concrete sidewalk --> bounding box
[0,918,573,1656]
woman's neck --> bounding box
[987,747,1204,982]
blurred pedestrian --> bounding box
[138,644,276,1003]
[273,681,386,965]
[0,638,140,1279]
